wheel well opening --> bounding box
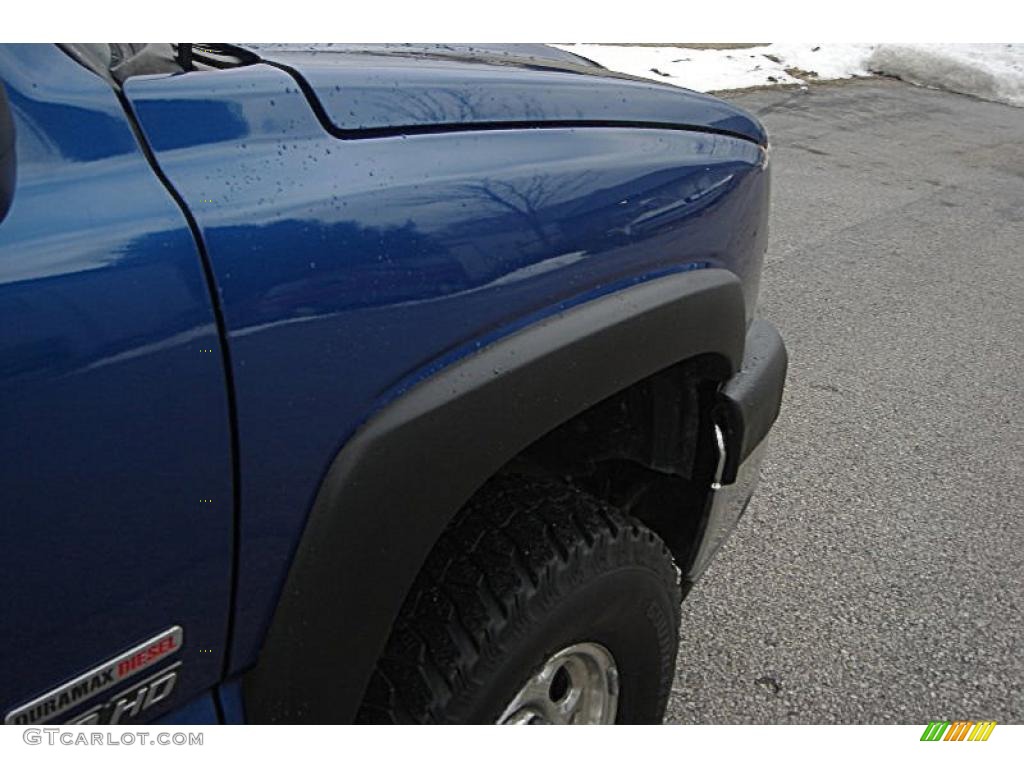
[494,352,731,574]
[350,352,732,718]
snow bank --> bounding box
[551,43,874,92]
[867,44,1024,107]
[553,43,1024,108]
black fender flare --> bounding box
[243,267,747,723]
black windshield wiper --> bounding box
[175,44,261,71]
[176,43,192,70]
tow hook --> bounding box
[710,422,729,491]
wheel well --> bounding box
[495,352,729,575]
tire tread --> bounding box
[356,473,679,724]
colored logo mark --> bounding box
[920,720,996,741]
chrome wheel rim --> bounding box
[496,642,619,724]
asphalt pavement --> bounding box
[665,78,1024,724]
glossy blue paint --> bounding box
[251,48,768,145]
[0,45,233,722]
[215,678,247,724]
[123,63,770,675]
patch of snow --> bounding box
[867,44,1024,107]
[551,43,875,92]
[553,43,1024,108]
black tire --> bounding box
[357,473,682,724]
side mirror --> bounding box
[0,81,15,223]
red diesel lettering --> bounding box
[116,635,177,678]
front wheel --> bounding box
[357,474,682,724]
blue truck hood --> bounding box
[247,45,768,146]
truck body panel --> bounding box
[123,63,769,675]
[0,44,234,725]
